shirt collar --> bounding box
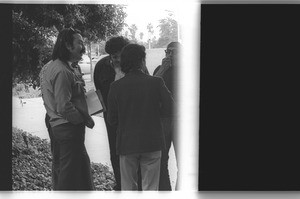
[67,61,78,71]
[67,61,73,67]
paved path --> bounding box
[12,96,177,189]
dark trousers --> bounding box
[103,113,121,190]
[46,115,94,190]
[159,118,173,190]
[103,113,142,190]
[45,114,59,189]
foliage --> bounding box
[12,84,42,98]
[12,127,116,190]
[12,4,126,88]
[12,9,55,88]
[155,17,178,48]
[139,32,144,41]
[73,4,126,81]
[147,23,154,36]
[128,24,138,43]
[12,78,96,99]
[12,127,53,190]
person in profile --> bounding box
[40,59,85,189]
[107,44,174,190]
[94,36,147,190]
[40,28,94,190]
[93,36,129,190]
[153,41,181,190]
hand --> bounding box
[85,115,95,129]
[161,57,172,68]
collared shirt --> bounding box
[40,59,86,127]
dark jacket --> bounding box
[153,66,175,98]
[107,70,174,155]
[93,56,115,107]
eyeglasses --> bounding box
[165,48,178,55]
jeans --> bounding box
[120,151,162,190]
[103,112,142,190]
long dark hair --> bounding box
[120,44,146,74]
[52,28,82,62]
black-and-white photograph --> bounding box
[2,0,200,197]
[2,1,300,199]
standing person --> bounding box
[107,44,174,190]
[153,42,181,190]
[94,36,147,190]
[40,28,94,190]
[40,60,86,189]
[93,36,129,190]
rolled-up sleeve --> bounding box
[53,70,85,124]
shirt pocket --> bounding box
[73,80,85,97]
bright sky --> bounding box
[122,2,180,41]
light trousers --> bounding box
[120,151,162,190]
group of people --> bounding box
[40,27,181,191]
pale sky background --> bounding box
[123,3,180,41]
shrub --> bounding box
[12,127,115,190]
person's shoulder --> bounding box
[50,59,65,69]
[142,73,163,84]
[95,55,110,68]
[98,55,110,63]
[48,60,73,78]
[149,75,165,87]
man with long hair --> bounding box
[40,28,94,190]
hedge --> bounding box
[12,127,116,191]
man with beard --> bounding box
[40,28,94,190]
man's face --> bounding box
[110,51,121,68]
[68,33,85,62]
[165,46,179,67]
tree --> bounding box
[73,4,126,81]
[139,32,144,41]
[12,6,58,88]
[128,24,138,42]
[155,17,178,48]
[147,23,154,49]
[12,4,127,87]
[124,30,129,38]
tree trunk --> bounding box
[87,42,93,82]
[148,39,151,49]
